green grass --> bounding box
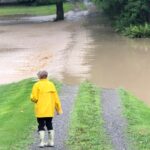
[67,81,112,150]
[0,3,74,16]
[0,78,62,150]
[119,89,150,150]
[73,2,87,10]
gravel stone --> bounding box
[101,89,129,150]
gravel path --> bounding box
[29,85,78,150]
[101,89,129,150]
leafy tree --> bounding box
[96,0,150,25]
[95,0,150,37]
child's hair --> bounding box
[37,70,48,79]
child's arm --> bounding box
[30,83,39,103]
[51,83,63,115]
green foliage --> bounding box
[17,0,65,6]
[95,0,150,37]
[67,81,112,150]
[95,0,125,18]
[123,23,150,38]
[119,89,150,149]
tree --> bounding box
[33,0,65,21]
[55,0,64,21]
[96,0,150,26]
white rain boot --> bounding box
[39,130,45,148]
[47,130,54,147]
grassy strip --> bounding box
[67,81,112,150]
[0,78,61,150]
[119,89,150,150]
[0,3,73,16]
[73,2,87,10]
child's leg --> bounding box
[37,118,46,147]
[37,118,45,131]
[45,117,54,147]
[45,117,53,130]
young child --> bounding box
[31,70,63,148]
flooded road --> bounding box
[0,8,150,104]
[0,10,91,83]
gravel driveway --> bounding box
[29,85,78,150]
[101,89,129,150]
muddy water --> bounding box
[0,22,71,83]
[0,10,91,84]
[0,9,150,104]
[85,12,150,104]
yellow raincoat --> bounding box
[31,79,63,118]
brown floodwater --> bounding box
[0,8,150,104]
[85,12,150,104]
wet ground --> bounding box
[0,5,150,104]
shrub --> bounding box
[95,0,150,37]
[123,23,150,38]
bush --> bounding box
[96,0,150,25]
[123,23,150,38]
[95,0,150,37]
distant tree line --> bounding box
[16,0,56,5]
[96,0,150,37]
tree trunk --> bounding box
[55,1,64,21]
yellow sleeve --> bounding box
[55,90,63,114]
[30,83,39,103]
[51,83,63,114]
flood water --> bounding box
[0,7,150,104]
[85,12,150,104]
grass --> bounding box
[67,81,112,150]
[119,89,150,150]
[0,3,73,16]
[73,2,87,10]
[0,78,61,150]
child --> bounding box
[31,70,63,148]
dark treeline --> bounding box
[0,0,55,5]
[96,0,150,38]
[16,0,59,5]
